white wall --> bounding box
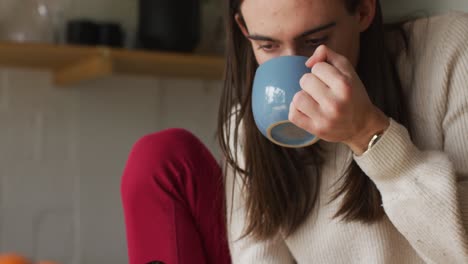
[0,69,222,263]
[0,0,467,263]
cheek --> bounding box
[344,34,360,67]
[252,49,271,65]
[328,30,360,67]
[253,50,265,65]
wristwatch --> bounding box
[362,132,383,155]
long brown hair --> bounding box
[217,0,409,240]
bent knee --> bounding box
[121,128,206,190]
[133,128,204,159]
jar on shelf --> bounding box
[0,0,54,43]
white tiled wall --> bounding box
[0,69,81,262]
[0,69,222,263]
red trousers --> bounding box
[121,128,232,264]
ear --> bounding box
[235,13,250,37]
[357,0,376,32]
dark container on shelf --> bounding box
[137,0,200,52]
[66,20,99,46]
[97,23,124,47]
[66,20,124,48]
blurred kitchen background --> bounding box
[0,0,467,263]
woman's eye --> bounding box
[258,43,276,52]
[305,36,329,47]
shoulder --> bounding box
[396,12,468,85]
[404,12,468,59]
[407,11,468,28]
[394,12,468,145]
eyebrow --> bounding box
[247,22,337,42]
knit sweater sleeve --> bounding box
[354,14,468,263]
[224,114,295,263]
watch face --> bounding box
[369,134,383,148]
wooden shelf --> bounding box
[0,42,225,87]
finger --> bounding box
[288,101,316,133]
[311,61,351,96]
[305,45,353,76]
[290,90,320,119]
[299,72,334,107]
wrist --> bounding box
[346,107,390,155]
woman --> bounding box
[121,0,468,263]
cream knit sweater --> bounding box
[226,12,468,263]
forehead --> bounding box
[240,0,346,36]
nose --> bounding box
[282,47,298,57]
[281,46,313,58]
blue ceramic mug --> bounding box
[252,55,320,148]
